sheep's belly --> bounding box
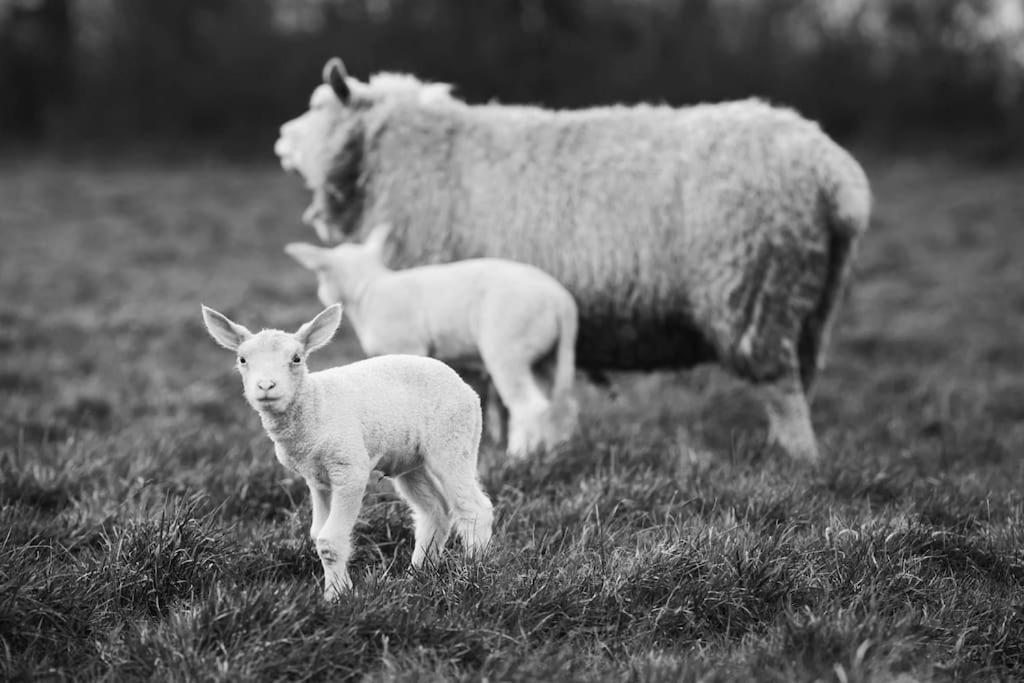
[426,335,481,366]
[576,314,717,370]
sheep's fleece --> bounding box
[274,58,871,460]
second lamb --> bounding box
[286,223,579,458]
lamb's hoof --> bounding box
[322,574,352,602]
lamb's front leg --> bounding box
[316,465,370,601]
[306,478,330,541]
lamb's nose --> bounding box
[257,380,277,391]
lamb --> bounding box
[284,223,579,459]
[273,57,872,462]
[200,303,493,600]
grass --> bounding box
[2,151,1024,681]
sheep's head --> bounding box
[274,57,454,242]
[284,224,391,308]
[201,304,343,415]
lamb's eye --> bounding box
[291,354,302,365]
[238,357,247,366]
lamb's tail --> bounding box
[547,296,580,446]
[798,148,872,394]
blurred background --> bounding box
[1,0,1023,157]
[4,4,1024,678]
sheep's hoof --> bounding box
[783,440,821,464]
[766,427,821,463]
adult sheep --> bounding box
[274,58,872,462]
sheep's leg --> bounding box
[315,468,370,601]
[393,468,453,567]
[306,479,330,541]
[728,243,824,462]
[758,374,819,462]
[483,353,550,459]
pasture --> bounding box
[1,152,1023,681]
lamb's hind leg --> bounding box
[453,486,494,558]
[428,457,493,558]
[393,468,453,567]
[483,352,550,459]
[452,365,506,446]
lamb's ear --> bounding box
[284,242,329,271]
[294,304,343,353]
[363,222,392,254]
[202,305,253,351]
[323,58,351,103]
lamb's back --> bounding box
[312,356,480,459]
[390,258,570,310]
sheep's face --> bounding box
[202,305,343,416]
[274,83,352,191]
[276,58,455,242]
[275,59,364,242]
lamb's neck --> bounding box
[258,380,321,450]
[340,265,390,322]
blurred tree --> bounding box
[0,0,72,141]
[0,0,1021,153]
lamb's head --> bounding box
[284,223,391,308]
[274,57,454,242]
[201,304,343,414]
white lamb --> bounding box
[201,303,493,600]
[284,223,580,459]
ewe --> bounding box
[201,303,493,600]
[285,223,579,458]
[274,57,873,462]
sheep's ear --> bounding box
[295,304,343,353]
[364,222,392,254]
[202,305,253,351]
[285,242,329,271]
[323,57,351,103]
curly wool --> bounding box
[278,73,871,386]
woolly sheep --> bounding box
[273,58,873,462]
[284,223,579,459]
[201,303,493,600]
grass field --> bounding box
[2,152,1023,681]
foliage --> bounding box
[1,0,1023,149]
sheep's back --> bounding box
[360,98,865,369]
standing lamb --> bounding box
[274,58,873,462]
[284,223,579,459]
[201,303,493,600]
